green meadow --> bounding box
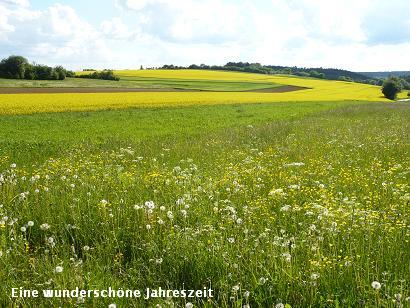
[0,94,409,307]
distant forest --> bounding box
[159,62,383,85]
[360,71,410,79]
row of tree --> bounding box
[0,55,74,80]
[161,62,327,79]
[75,70,119,81]
[0,55,121,81]
[159,62,383,82]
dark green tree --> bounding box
[382,77,402,100]
[54,66,67,80]
[0,55,29,79]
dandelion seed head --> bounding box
[145,201,155,210]
[371,281,381,290]
[258,277,267,285]
[55,266,63,273]
[40,223,50,230]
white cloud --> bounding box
[0,3,111,68]
[0,0,30,7]
[116,0,253,44]
[1,0,409,71]
[101,17,139,40]
[0,5,15,40]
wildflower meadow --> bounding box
[0,97,408,306]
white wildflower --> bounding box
[55,266,63,273]
[269,188,285,197]
[40,223,50,230]
[145,201,155,210]
[232,285,240,292]
[258,277,267,285]
[371,281,381,290]
[280,205,291,212]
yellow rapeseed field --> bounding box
[0,70,403,115]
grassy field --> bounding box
[0,76,277,92]
[0,70,409,307]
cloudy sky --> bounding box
[0,0,409,71]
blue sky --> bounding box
[1,0,409,71]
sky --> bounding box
[0,0,409,71]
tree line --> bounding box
[0,55,120,81]
[159,62,381,83]
[76,70,119,81]
[0,55,74,80]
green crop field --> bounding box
[0,70,409,307]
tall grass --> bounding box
[0,102,409,307]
